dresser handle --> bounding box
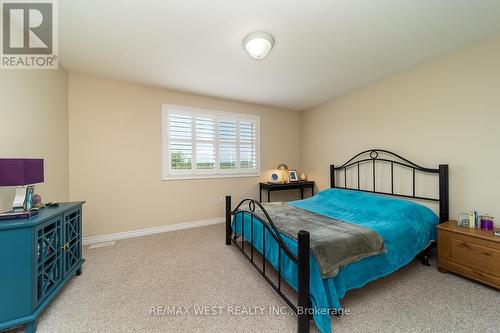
[459,242,470,248]
[481,251,491,256]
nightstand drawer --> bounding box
[450,239,500,277]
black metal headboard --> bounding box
[330,149,449,222]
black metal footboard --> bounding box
[225,196,311,333]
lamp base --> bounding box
[13,187,27,209]
[12,185,35,211]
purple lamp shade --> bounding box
[0,158,44,186]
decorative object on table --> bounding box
[469,210,477,228]
[23,185,34,211]
[494,228,500,237]
[467,212,473,228]
[300,172,307,181]
[277,163,288,183]
[480,215,494,231]
[288,169,299,182]
[458,212,470,228]
[0,158,44,213]
[32,194,42,208]
[269,171,280,183]
[458,211,484,229]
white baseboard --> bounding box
[82,217,224,246]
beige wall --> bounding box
[0,69,69,211]
[4,36,499,237]
[301,36,500,226]
[68,73,302,237]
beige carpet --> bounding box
[12,223,499,333]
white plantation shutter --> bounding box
[168,114,193,170]
[239,120,257,169]
[195,117,215,169]
[163,105,260,179]
[219,120,237,169]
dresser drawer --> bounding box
[450,239,500,277]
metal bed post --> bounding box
[297,230,310,333]
[225,195,232,245]
[330,164,335,188]
[438,164,449,222]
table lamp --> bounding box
[0,158,44,212]
[277,163,288,183]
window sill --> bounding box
[162,172,261,181]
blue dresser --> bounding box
[0,202,85,333]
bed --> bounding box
[225,149,449,333]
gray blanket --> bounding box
[254,202,386,278]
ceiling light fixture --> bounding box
[243,32,274,60]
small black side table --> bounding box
[259,181,315,203]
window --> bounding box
[162,104,260,180]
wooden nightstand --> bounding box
[437,221,500,289]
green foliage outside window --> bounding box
[171,151,191,169]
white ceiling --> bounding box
[59,0,500,111]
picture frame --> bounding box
[23,185,35,211]
[288,170,299,182]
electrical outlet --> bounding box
[218,196,225,204]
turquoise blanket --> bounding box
[233,188,438,333]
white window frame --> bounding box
[162,104,261,180]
